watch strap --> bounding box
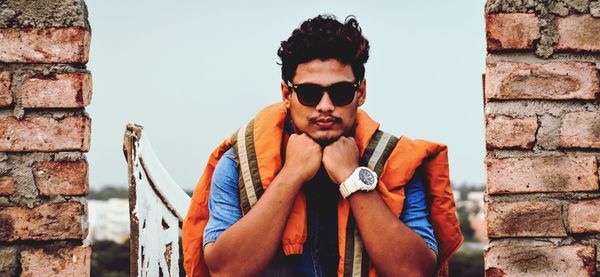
[339,180,354,198]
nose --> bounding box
[315,92,335,113]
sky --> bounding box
[85,0,488,190]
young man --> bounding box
[183,15,462,277]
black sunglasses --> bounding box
[287,80,359,107]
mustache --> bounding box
[309,115,342,123]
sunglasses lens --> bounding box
[295,84,323,106]
[328,82,357,106]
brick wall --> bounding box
[0,1,92,276]
[485,1,600,276]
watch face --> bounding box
[359,168,376,187]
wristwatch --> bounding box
[339,167,378,198]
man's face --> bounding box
[281,59,366,145]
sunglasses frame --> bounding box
[286,80,360,107]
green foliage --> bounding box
[91,238,187,276]
[89,186,129,200]
[455,183,485,201]
[454,184,485,201]
[89,186,194,200]
[91,240,130,277]
[448,248,484,277]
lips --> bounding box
[316,121,335,128]
[315,117,336,128]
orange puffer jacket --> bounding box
[182,102,463,277]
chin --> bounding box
[312,131,343,146]
[314,137,336,146]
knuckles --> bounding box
[288,133,321,154]
[324,136,358,152]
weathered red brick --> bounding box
[486,155,598,194]
[486,13,540,51]
[568,200,600,233]
[560,112,600,148]
[486,115,538,149]
[0,72,11,107]
[485,62,600,100]
[20,246,91,277]
[486,201,566,237]
[556,15,600,52]
[33,161,88,196]
[19,73,92,108]
[485,244,595,276]
[0,28,90,63]
[0,202,86,241]
[0,116,90,152]
[0,176,15,195]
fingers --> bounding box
[323,136,358,156]
[321,136,360,184]
[324,136,354,147]
[285,133,323,182]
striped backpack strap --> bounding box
[230,119,265,215]
[342,130,399,277]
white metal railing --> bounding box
[124,124,191,277]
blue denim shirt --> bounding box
[203,148,438,276]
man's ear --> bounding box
[357,79,366,107]
[281,80,291,109]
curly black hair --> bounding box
[277,14,370,82]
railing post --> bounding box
[124,124,191,277]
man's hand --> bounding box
[204,133,321,276]
[322,136,360,184]
[282,133,322,183]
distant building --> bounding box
[466,192,487,243]
[466,191,484,211]
[88,198,130,243]
[453,189,487,243]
